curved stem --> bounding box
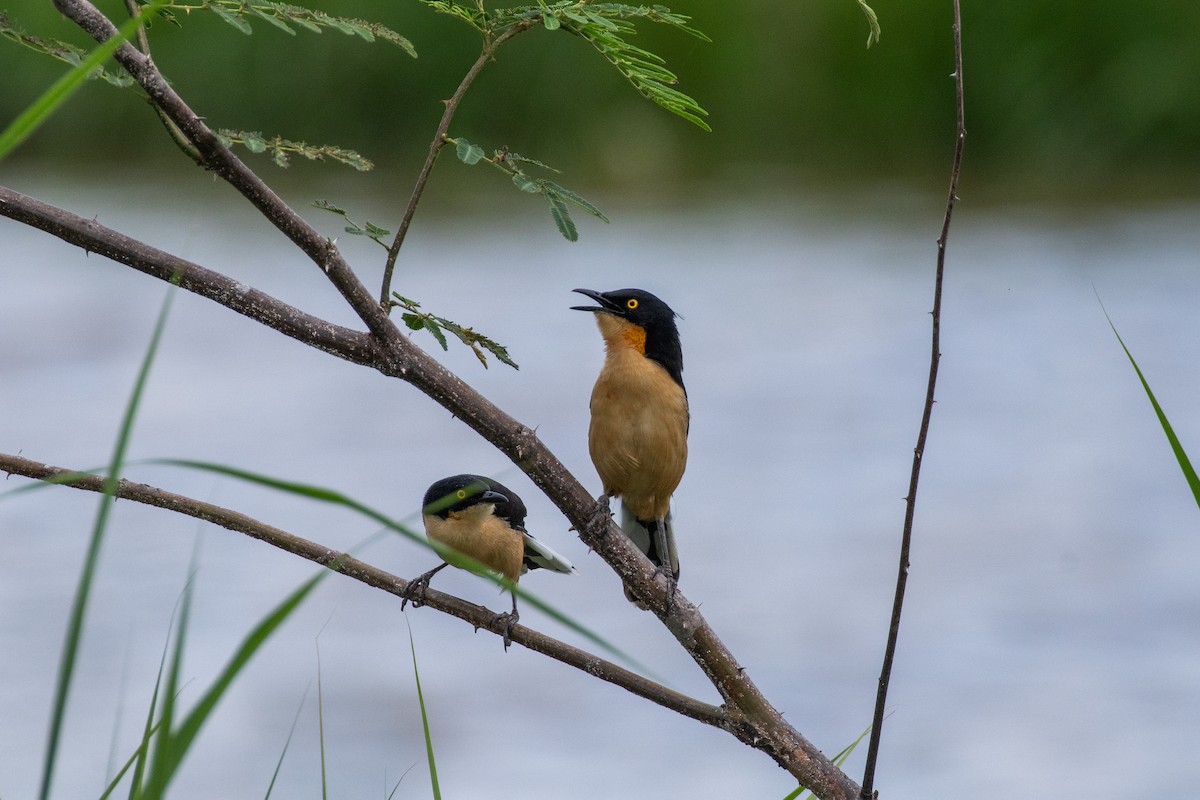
[859,2,965,796]
[380,23,534,310]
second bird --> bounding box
[413,474,575,647]
[572,288,689,604]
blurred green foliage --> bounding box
[2,0,1198,199]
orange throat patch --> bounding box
[597,314,647,356]
[622,325,647,355]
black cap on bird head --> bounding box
[422,474,526,528]
[571,288,678,330]
[572,288,684,389]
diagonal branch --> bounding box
[859,1,966,796]
[0,452,726,729]
[0,186,377,366]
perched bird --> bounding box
[406,474,575,647]
[572,288,688,605]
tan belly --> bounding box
[424,508,524,581]
[588,353,689,521]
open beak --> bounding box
[571,288,621,314]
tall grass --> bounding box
[38,282,177,800]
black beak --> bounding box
[479,490,508,505]
[571,288,620,314]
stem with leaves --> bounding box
[380,22,533,308]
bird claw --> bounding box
[493,609,519,650]
[399,579,427,611]
[591,493,614,536]
[400,564,446,611]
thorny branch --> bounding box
[859,1,966,797]
[3,1,864,797]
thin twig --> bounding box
[120,0,200,162]
[0,452,726,729]
[380,23,533,310]
[859,2,965,797]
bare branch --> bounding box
[0,186,377,367]
[860,1,966,796]
[0,451,726,729]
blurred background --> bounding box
[3,1,1200,799]
[4,0,1200,198]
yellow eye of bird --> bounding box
[626,298,639,310]
[456,489,467,499]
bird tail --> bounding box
[521,532,577,575]
[619,503,679,579]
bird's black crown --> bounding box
[422,474,527,529]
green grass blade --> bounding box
[150,459,657,677]
[124,593,179,800]
[97,717,165,800]
[0,3,161,160]
[782,723,872,799]
[407,626,441,800]
[318,645,328,800]
[1101,302,1200,509]
[104,638,134,785]
[262,685,310,800]
[147,540,204,799]
[150,571,328,792]
[38,281,176,800]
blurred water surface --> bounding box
[2,176,1199,799]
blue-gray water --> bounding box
[3,176,1199,799]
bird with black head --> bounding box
[572,288,688,606]
[406,474,575,647]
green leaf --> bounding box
[312,199,348,216]
[553,3,711,131]
[250,6,296,35]
[263,687,309,799]
[511,173,539,193]
[1101,300,1200,510]
[545,191,578,242]
[856,0,882,48]
[455,138,485,165]
[541,180,609,222]
[209,3,253,34]
[242,131,268,153]
[402,313,449,351]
